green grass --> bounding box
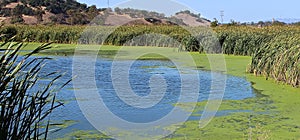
[7,43,300,139]
[56,130,109,140]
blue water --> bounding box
[37,56,255,138]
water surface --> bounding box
[40,56,255,138]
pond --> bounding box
[40,56,256,139]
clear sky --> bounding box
[77,0,300,23]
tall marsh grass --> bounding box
[0,40,70,139]
[1,25,299,87]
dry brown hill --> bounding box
[0,1,210,26]
[174,13,210,27]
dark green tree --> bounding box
[10,4,24,24]
[34,7,45,23]
[211,18,219,27]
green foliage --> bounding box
[292,22,300,26]
[1,24,299,86]
[247,30,300,87]
[12,4,23,16]
[272,20,286,26]
[1,25,84,43]
[34,7,45,23]
[176,10,201,19]
[10,4,25,24]
[0,26,17,41]
[66,10,89,25]
[1,0,106,25]
[14,4,35,16]
[225,19,239,26]
[0,8,11,17]
[214,26,300,87]
[10,15,24,24]
[211,18,219,27]
[115,7,166,19]
[0,41,70,139]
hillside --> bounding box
[0,0,210,26]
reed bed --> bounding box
[0,25,299,86]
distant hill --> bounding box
[174,10,211,26]
[0,0,104,24]
[0,0,211,26]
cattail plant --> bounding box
[0,37,70,139]
[1,24,299,87]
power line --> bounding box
[220,10,224,24]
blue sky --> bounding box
[78,0,300,23]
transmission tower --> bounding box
[220,10,224,24]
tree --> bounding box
[10,15,24,24]
[35,7,45,23]
[227,19,238,26]
[49,14,66,24]
[10,4,25,24]
[114,7,121,14]
[87,5,98,20]
[28,0,43,7]
[66,9,88,25]
[293,22,300,26]
[79,3,87,11]
[211,18,219,27]
[12,4,23,16]
[272,20,285,26]
[46,4,63,14]
[22,6,34,16]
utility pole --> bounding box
[107,0,110,8]
[220,10,224,24]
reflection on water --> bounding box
[41,56,255,139]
